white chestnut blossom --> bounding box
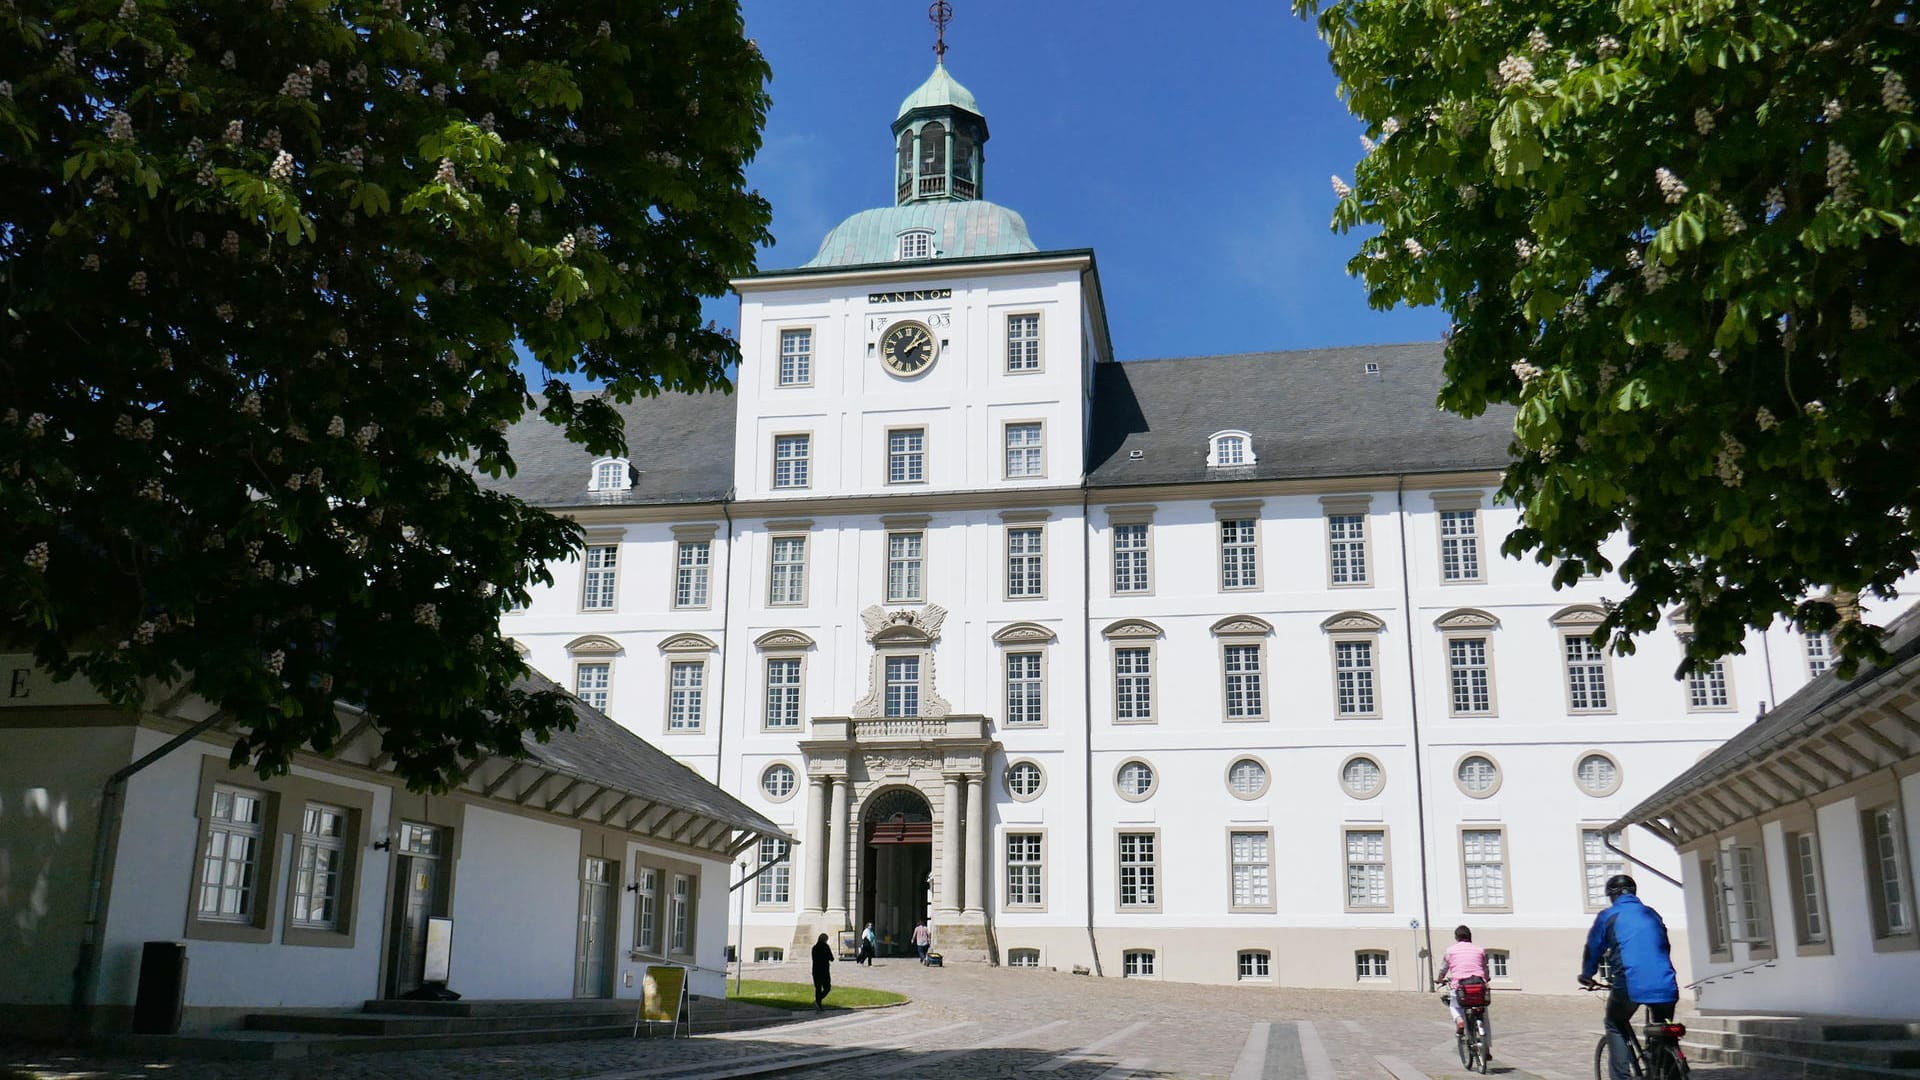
[483,50,499,71]
[555,233,576,257]
[269,150,295,181]
[238,391,262,416]
[0,82,11,100]
[1764,187,1786,217]
[1402,237,1425,257]
[1822,99,1845,121]
[1380,116,1401,137]
[1885,71,1914,114]
[1850,306,1869,330]
[279,69,313,98]
[107,110,133,142]
[1643,260,1670,291]
[223,119,244,144]
[214,303,234,322]
[264,650,286,675]
[434,158,457,186]
[220,50,236,70]
[1805,400,1828,417]
[1694,107,1715,135]
[1720,203,1746,235]
[1595,35,1622,59]
[327,416,346,437]
[127,271,147,294]
[1457,183,1481,207]
[1655,167,1687,203]
[1359,134,1375,154]
[1714,434,1745,487]
[117,0,137,19]
[354,422,380,449]
[1511,359,1544,383]
[596,19,611,40]
[1331,175,1352,198]
[1527,27,1550,54]
[24,413,48,436]
[24,541,51,571]
[1663,341,1688,360]
[1496,54,1535,89]
[1826,142,1859,202]
[413,603,440,629]
[1514,238,1537,261]
[221,230,240,257]
[1756,407,1778,431]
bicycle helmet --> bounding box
[1605,873,1637,898]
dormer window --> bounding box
[898,230,933,260]
[589,458,632,492]
[1207,431,1256,468]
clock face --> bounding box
[880,320,938,375]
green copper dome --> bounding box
[803,201,1036,268]
[897,62,981,120]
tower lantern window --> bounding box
[920,122,946,174]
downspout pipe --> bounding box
[1605,830,1685,889]
[70,707,231,1039]
[1081,482,1103,976]
[1394,477,1438,983]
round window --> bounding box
[1227,758,1268,799]
[761,763,797,801]
[1456,754,1500,797]
[1576,753,1620,796]
[1117,760,1156,800]
[1341,756,1384,799]
[1006,761,1044,800]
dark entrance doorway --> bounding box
[385,822,449,998]
[859,788,932,957]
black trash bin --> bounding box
[132,941,188,1034]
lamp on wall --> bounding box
[625,880,640,893]
[372,834,392,852]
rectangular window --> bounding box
[1866,805,1914,937]
[1113,523,1149,594]
[1238,951,1271,980]
[778,328,812,386]
[1223,644,1264,719]
[1439,508,1481,581]
[291,803,347,930]
[1790,830,1828,946]
[1564,634,1612,711]
[1486,950,1510,979]
[1686,658,1731,709]
[1123,950,1156,977]
[1722,843,1771,947]
[198,785,265,922]
[1701,855,1730,955]
[675,540,711,609]
[1356,951,1390,980]
[756,838,791,906]
[768,536,806,606]
[1328,513,1369,585]
[1006,526,1044,598]
[1114,647,1153,722]
[1582,829,1627,911]
[1005,652,1043,726]
[887,428,926,484]
[1804,631,1834,677]
[575,662,610,713]
[635,868,658,953]
[1335,640,1377,716]
[886,531,924,603]
[884,655,921,718]
[670,874,691,952]
[1345,828,1389,909]
[1005,422,1043,478]
[1007,313,1041,371]
[1448,638,1492,714]
[754,947,785,963]
[1006,832,1043,908]
[1462,829,1509,910]
[1118,832,1157,908]
[765,658,802,730]
[773,434,810,489]
[582,544,618,610]
[1230,831,1271,909]
[1219,519,1258,590]
[668,661,704,731]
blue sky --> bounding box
[526,1,1448,384]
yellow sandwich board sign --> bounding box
[635,965,688,1038]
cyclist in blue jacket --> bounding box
[1580,874,1680,1080]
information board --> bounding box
[637,965,688,1037]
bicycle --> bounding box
[1436,978,1492,1074]
[1583,982,1690,1080]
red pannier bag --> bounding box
[1456,976,1490,1008]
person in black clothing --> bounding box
[811,932,833,1011]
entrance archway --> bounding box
[858,786,932,957]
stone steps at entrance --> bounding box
[1680,1015,1920,1080]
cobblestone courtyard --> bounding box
[4,961,1785,1080]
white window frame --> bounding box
[1006,947,1041,968]
[1005,525,1045,600]
[290,802,348,931]
[1237,950,1272,981]
[198,784,266,924]
[764,656,803,730]
[1344,826,1391,911]
[581,544,618,612]
[666,660,705,732]
[1446,636,1494,716]
[1553,608,1616,714]
[1005,830,1045,910]
[1487,950,1511,980]
[669,874,692,954]
[1685,654,1735,711]
[1581,827,1628,913]
[1005,759,1046,801]
[772,433,810,490]
[767,534,807,607]
[1226,756,1270,800]
[1112,520,1152,595]
[589,458,631,493]
[760,763,798,802]
[1574,752,1622,797]
[777,327,813,387]
[1217,515,1260,591]
[886,427,927,485]
[1803,630,1834,677]
[1864,799,1917,944]
[1006,312,1043,373]
[1434,493,1485,583]
[1113,645,1155,724]
[1340,755,1387,801]
[1461,827,1512,913]
[883,654,922,718]
[1228,829,1274,913]
[1720,838,1775,955]
[1222,641,1267,721]
[1454,753,1503,799]
[574,661,612,714]
[1206,429,1257,468]
[1325,503,1371,587]
[1332,635,1380,718]
[885,530,925,604]
[1791,826,1830,951]
[1003,421,1045,479]
[1116,830,1160,912]
[754,837,792,909]
[1004,650,1044,727]
[635,867,659,954]
[1122,949,1157,978]
[897,229,932,260]
[673,539,711,610]
[1355,950,1390,981]
[1115,759,1157,802]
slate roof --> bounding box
[518,671,786,839]
[487,388,736,509]
[1612,601,1920,832]
[486,343,1518,508]
[1086,343,1517,487]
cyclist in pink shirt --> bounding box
[1433,924,1489,1034]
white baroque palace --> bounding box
[495,62,1854,988]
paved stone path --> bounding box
[2,961,1795,1080]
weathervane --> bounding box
[930,1,953,61]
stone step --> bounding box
[247,1008,632,1036]
[360,996,650,1017]
[1691,1016,1920,1043]
[1683,1038,1920,1080]
[1685,1028,1920,1069]
[109,1021,637,1062]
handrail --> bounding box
[1685,957,1777,990]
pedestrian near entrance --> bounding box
[857,922,878,965]
[811,933,832,1011]
[912,920,932,965]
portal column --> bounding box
[804,776,827,914]
[825,776,850,926]
[963,773,987,918]
[940,773,964,916]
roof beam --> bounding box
[1733,774,1779,814]
[543,777,584,814]
[1710,785,1759,820]
[368,750,393,773]
[481,761,525,798]
[516,769,559,805]
[453,755,488,787]
[728,833,760,857]
[1799,743,1854,781]
[675,814,711,845]
[1755,762,1807,801]
[1854,719,1909,760]
[652,808,690,838]
[592,791,632,823]
[336,715,377,756]
[688,820,727,848]
[1824,733,1880,773]
[623,800,658,830]
[1775,755,1827,794]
